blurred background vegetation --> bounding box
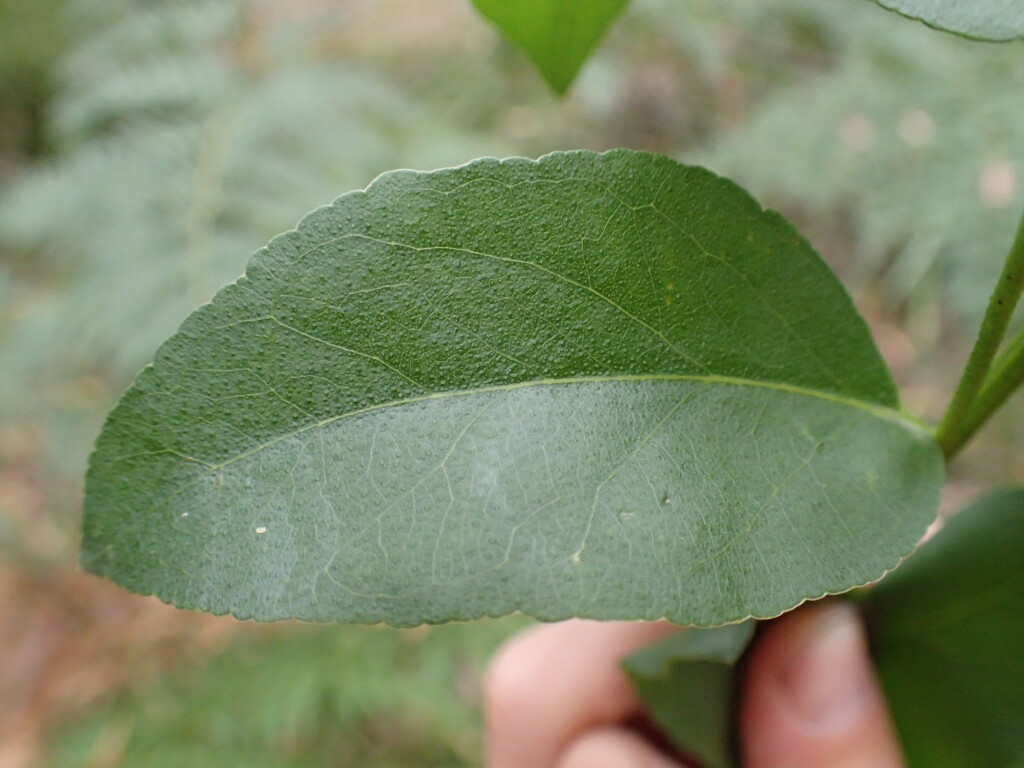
[1,0,1022,765]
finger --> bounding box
[556,726,684,768]
[740,601,905,768]
[485,619,679,768]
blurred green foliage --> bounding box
[1,0,509,516]
[44,619,524,768]
[686,0,1024,328]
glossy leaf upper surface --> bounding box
[81,150,943,626]
[470,0,630,93]
[865,488,1024,767]
[870,0,1024,40]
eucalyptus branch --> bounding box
[937,207,1024,458]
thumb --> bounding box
[740,601,905,768]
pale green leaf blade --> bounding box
[81,149,943,626]
[625,622,755,768]
[869,0,1024,40]
[470,0,630,93]
[864,488,1024,768]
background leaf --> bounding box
[43,619,524,768]
[0,0,507,492]
[868,0,1024,40]
[863,488,1024,768]
[81,149,943,627]
[470,0,630,93]
[698,0,1024,334]
[625,621,754,768]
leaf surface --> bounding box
[869,0,1024,40]
[864,488,1024,767]
[470,0,630,93]
[625,622,754,768]
[81,150,943,626]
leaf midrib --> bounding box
[112,373,925,484]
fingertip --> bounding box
[740,601,905,768]
[557,727,683,768]
[484,624,555,768]
[485,620,678,768]
[485,626,552,768]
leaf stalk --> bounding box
[937,206,1024,458]
[951,330,1024,453]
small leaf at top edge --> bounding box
[869,0,1024,41]
[471,0,631,93]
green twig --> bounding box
[937,208,1024,458]
[950,330,1024,455]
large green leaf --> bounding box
[625,622,754,768]
[864,488,1024,768]
[81,149,943,626]
[869,0,1024,40]
[470,0,630,93]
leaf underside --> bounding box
[626,622,755,768]
[870,0,1024,40]
[470,0,630,93]
[81,150,942,626]
[864,488,1024,767]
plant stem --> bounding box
[950,330,1024,454]
[937,207,1024,459]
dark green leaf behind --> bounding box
[865,488,1024,768]
[626,622,755,768]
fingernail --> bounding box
[776,602,874,731]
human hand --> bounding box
[484,601,904,768]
